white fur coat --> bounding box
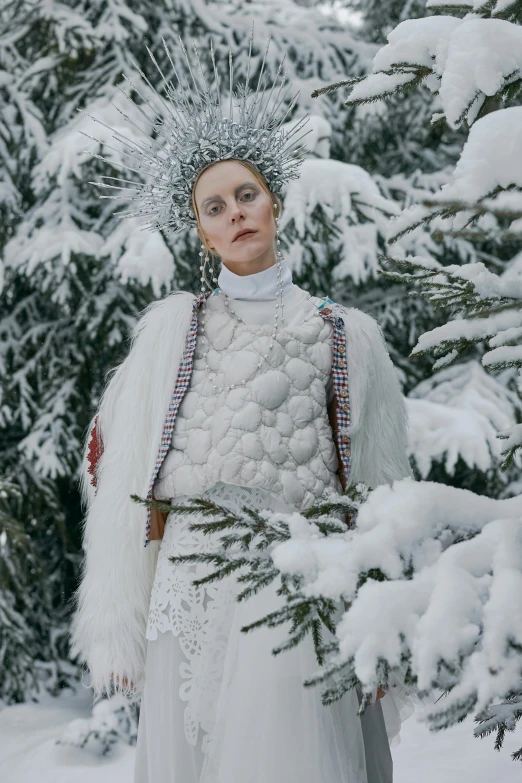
[69,289,413,702]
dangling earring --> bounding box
[274,202,282,263]
[199,242,219,294]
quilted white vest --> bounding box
[153,294,343,510]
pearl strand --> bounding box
[198,204,285,394]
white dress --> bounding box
[133,267,403,783]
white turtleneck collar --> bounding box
[217,258,294,301]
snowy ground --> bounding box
[0,687,520,782]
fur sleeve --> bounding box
[69,291,195,703]
[341,307,414,489]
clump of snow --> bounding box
[270,478,522,728]
[429,107,522,209]
[348,16,522,129]
[348,17,462,103]
[406,360,520,477]
[58,694,137,757]
[281,157,400,284]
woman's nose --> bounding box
[230,204,244,221]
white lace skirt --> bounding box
[133,483,404,783]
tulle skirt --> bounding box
[133,485,411,783]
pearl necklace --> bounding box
[198,255,286,393]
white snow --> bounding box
[348,17,462,102]
[436,19,522,127]
[281,156,400,284]
[406,360,521,476]
[349,16,522,128]
[100,217,175,299]
[0,690,135,783]
[1,686,521,782]
[270,479,522,725]
[432,107,522,207]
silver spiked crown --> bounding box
[80,25,312,235]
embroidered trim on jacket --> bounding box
[144,291,210,546]
[86,416,103,488]
[316,304,352,490]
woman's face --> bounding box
[194,160,276,271]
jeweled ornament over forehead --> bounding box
[79,25,311,235]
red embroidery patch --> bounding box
[87,415,104,488]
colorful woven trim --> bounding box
[315,301,352,491]
[144,291,211,546]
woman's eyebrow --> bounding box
[201,182,256,209]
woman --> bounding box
[71,35,413,783]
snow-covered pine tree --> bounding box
[320,0,517,496]
[322,0,522,497]
[0,476,77,705]
[58,694,139,756]
[318,1,513,501]
[308,0,522,759]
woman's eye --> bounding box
[207,191,256,215]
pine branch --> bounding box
[310,64,432,103]
[474,692,522,761]
[130,483,372,701]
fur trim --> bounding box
[341,307,413,487]
[69,291,196,703]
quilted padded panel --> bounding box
[154,297,342,510]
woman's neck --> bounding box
[217,258,294,301]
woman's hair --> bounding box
[191,159,282,258]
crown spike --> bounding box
[116,82,157,129]
[91,181,143,194]
[111,102,167,154]
[270,88,302,132]
[158,40,197,123]
[81,147,159,180]
[119,73,188,134]
[77,125,160,173]
[255,51,288,130]
[176,36,206,112]
[228,49,233,122]
[254,36,272,102]
[189,37,217,118]
[209,39,222,117]
[241,22,255,125]
[129,56,192,133]
[282,115,311,143]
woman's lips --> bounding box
[234,230,257,241]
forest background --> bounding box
[1,0,521,766]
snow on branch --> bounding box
[339,16,522,130]
[378,248,522,466]
[133,479,522,750]
[280,152,400,284]
[383,106,522,246]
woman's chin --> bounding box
[227,242,275,263]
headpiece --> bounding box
[80,26,311,235]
